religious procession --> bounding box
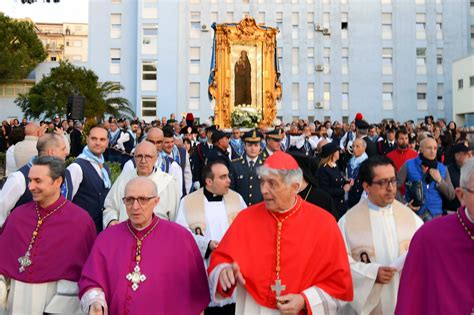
[0,111,473,315]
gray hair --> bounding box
[354,137,367,149]
[460,157,474,190]
[124,177,158,197]
[32,156,65,184]
[257,165,303,186]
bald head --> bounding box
[37,133,68,160]
[146,127,164,152]
[135,140,156,155]
[24,122,40,137]
[124,176,158,197]
[146,127,163,139]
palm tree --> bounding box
[97,81,135,119]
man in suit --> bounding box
[69,121,84,157]
[356,119,378,157]
[231,129,264,206]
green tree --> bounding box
[15,61,134,120]
[0,13,47,82]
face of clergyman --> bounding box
[260,173,299,212]
[124,183,159,229]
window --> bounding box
[51,56,57,61]
[292,83,299,110]
[292,13,299,40]
[437,48,443,74]
[189,83,200,110]
[307,12,314,23]
[190,12,201,39]
[323,13,330,28]
[276,12,283,37]
[142,60,157,91]
[458,79,464,89]
[142,97,156,117]
[323,83,330,109]
[417,83,427,110]
[382,48,392,75]
[341,13,348,40]
[471,26,474,48]
[323,48,330,74]
[342,48,348,75]
[307,83,314,109]
[416,14,426,40]
[292,48,299,74]
[470,76,474,87]
[307,48,314,74]
[436,14,443,40]
[383,83,393,110]
[342,83,349,110]
[382,13,392,40]
[258,12,265,24]
[308,23,314,39]
[437,83,444,110]
[189,47,200,74]
[110,49,120,74]
[110,14,121,39]
[226,12,234,23]
[416,48,426,75]
[142,25,158,54]
[381,0,391,4]
[143,0,158,19]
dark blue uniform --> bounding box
[231,155,264,206]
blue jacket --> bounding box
[405,156,446,216]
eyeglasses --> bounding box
[462,187,474,194]
[134,154,155,162]
[371,177,397,189]
[147,139,163,145]
[122,196,156,207]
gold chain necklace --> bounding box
[18,199,67,273]
[125,218,160,291]
[268,197,302,298]
[457,210,474,241]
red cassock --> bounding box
[208,196,353,312]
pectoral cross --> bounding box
[126,265,146,291]
[18,252,32,273]
[271,279,286,297]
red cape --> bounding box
[208,196,353,309]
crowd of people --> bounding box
[0,111,472,315]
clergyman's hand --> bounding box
[276,294,306,315]
[219,262,246,291]
[89,302,104,315]
[209,240,219,251]
[376,266,397,284]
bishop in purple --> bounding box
[0,156,97,314]
[79,176,210,315]
[395,157,474,315]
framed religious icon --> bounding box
[209,17,282,128]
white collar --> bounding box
[367,199,393,213]
[465,208,474,223]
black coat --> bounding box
[444,163,461,211]
[363,137,378,157]
[69,128,83,157]
[317,164,348,220]
[299,183,337,219]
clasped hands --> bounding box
[219,263,305,315]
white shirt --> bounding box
[0,171,26,226]
[5,145,16,176]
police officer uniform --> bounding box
[231,130,264,206]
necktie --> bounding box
[249,160,255,172]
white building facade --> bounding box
[87,0,474,124]
[452,54,474,127]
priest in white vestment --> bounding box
[103,141,180,228]
[338,156,423,315]
[176,160,247,314]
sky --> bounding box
[0,0,88,23]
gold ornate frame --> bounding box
[209,17,281,128]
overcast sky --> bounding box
[0,0,88,23]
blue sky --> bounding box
[0,0,88,23]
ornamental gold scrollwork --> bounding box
[209,17,280,128]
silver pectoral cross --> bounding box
[126,265,146,291]
[18,252,32,273]
[271,279,286,297]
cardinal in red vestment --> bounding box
[208,151,353,315]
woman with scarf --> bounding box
[347,138,368,208]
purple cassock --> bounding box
[79,216,210,315]
[395,209,474,315]
[0,196,97,283]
